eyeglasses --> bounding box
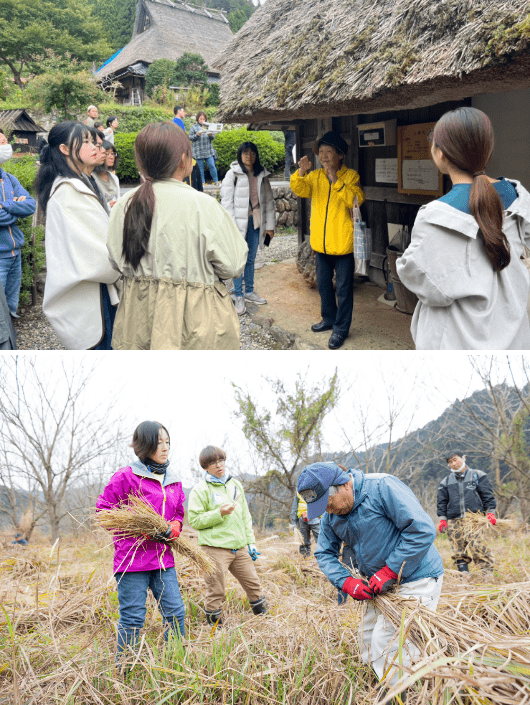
[209,459,225,468]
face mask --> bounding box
[0,144,12,164]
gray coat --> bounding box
[396,179,530,350]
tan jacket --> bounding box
[107,179,248,350]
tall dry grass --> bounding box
[0,528,529,704]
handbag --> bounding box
[353,197,371,275]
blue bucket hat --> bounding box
[297,462,351,520]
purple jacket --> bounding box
[96,460,185,573]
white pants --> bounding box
[358,576,443,686]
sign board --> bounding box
[358,120,397,148]
[375,158,398,184]
[205,122,223,134]
[397,122,443,196]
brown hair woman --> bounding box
[397,107,530,350]
[106,122,248,350]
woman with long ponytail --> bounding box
[107,122,248,349]
[397,107,530,350]
[35,121,119,350]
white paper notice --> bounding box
[375,158,398,183]
[402,159,439,191]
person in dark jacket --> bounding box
[0,130,37,318]
[290,491,320,557]
[437,451,496,577]
[298,462,444,690]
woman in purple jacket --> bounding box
[96,421,186,659]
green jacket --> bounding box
[188,476,256,549]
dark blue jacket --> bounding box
[315,469,444,589]
[0,169,36,257]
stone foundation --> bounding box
[271,185,298,228]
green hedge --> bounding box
[97,103,173,134]
[114,132,139,181]
[213,128,285,179]
[1,153,45,305]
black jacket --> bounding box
[437,467,496,520]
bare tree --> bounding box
[231,370,340,523]
[0,357,127,542]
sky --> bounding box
[13,351,529,487]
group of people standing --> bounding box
[96,422,267,661]
[33,106,274,350]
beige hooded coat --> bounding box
[107,179,248,350]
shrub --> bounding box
[173,53,208,88]
[213,128,285,179]
[97,103,173,133]
[145,59,178,98]
[1,153,45,305]
[114,132,138,181]
[206,83,220,107]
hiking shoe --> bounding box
[244,291,267,305]
[234,296,246,315]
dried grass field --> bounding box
[1,527,529,705]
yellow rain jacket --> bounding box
[290,166,364,256]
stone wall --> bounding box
[271,185,299,228]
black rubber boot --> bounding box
[457,562,470,573]
[249,596,268,615]
[205,609,223,626]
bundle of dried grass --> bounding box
[93,494,216,576]
[462,511,517,543]
[373,587,530,705]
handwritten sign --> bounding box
[375,158,398,184]
[398,122,443,196]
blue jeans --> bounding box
[196,156,218,184]
[233,217,260,297]
[115,568,186,656]
[0,251,22,315]
[315,252,354,337]
[93,284,117,351]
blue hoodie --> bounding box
[315,469,444,589]
[0,169,37,257]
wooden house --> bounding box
[216,0,530,287]
[96,0,233,104]
[0,109,44,153]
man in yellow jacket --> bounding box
[290,132,364,349]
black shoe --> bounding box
[311,320,333,333]
[456,562,470,573]
[328,333,346,349]
[249,596,268,615]
[205,609,223,626]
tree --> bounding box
[173,53,208,88]
[145,58,178,98]
[26,54,105,120]
[0,0,111,87]
[0,357,126,542]
[88,0,136,54]
[231,371,340,523]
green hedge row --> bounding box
[115,127,286,182]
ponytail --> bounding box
[122,179,156,270]
[433,107,510,271]
[469,175,510,271]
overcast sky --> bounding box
[18,351,528,486]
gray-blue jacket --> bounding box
[315,469,444,589]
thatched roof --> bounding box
[216,0,530,122]
[97,0,233,80]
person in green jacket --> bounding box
[188,446,268,626]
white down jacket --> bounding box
[43,176,120,350]
[220,161,275,248]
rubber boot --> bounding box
[457,562,470,580]
[205,609,223,627]
[249,596,268,615]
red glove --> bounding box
[342,576,374,601]
[302,512,308,522]
[438,520,447,533]
[487,513,496,526]
[165,520,182,540]
[369,565,398,595]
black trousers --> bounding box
[315,251,354,337]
